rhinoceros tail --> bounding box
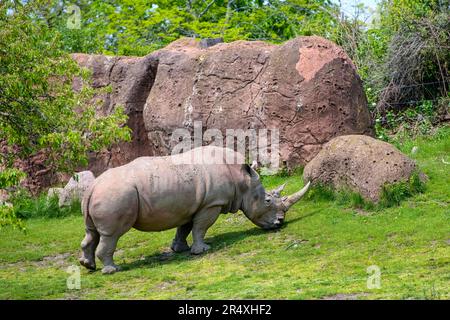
[81,184,97,232]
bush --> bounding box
[306,172,426,210]
[0,1,131,229]
[379,172,427,208]
[10,191,81,220]
[306,183,375,210]
[0,205,25,231]
[376,12,449,114]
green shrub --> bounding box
[0,205,26,231]
[380,172,426,208]
[307,184,375,210]
[335,189,374,210]
[306,172,426,210]
[11,192,81,220]
[305,184,336,202]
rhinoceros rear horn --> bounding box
[282,181,311,209]
[271,183,286,197]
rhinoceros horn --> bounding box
[271,183,286,197]
[282,181,311,209]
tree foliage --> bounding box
[1,1,131,168]
[328,0,448,126]
[0,0,131,229]
[30,0,338,55]
[375,1,449,113]
[1,0,448,229]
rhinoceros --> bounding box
[79,146,310,274]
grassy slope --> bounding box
[0,127,448,300]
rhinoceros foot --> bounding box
[79,257,96,271]
[191,243,210,255]
[171,240,190,253]
[102,265,120,274]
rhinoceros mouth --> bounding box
[262,220,284,230]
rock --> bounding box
[0,189,12,207]
[0,189,9,203]
[58,171,95,207]
[77,36,373,173]
[303,135,420,202]
[2,36,374,194]
[0,141,62,195]
[78,37,373,171]
[47,187,63,199]
[199,37,224,48]
[143,36,373,168]
[71,53,158,177]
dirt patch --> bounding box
[1,252,76,270]
[322,293,368,300]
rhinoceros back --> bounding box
[94,147,242,231]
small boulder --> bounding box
[0,189,9,204]
[47,187,63,199]
[303,135,421,202]
[199,37,223,48]
[59,171,95,207]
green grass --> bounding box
[11,193,81,220]
[304,170,427,211]
[0,127,449,299]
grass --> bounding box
[11,193,81,220]
[0,126,449,299]
[304,170,427,211]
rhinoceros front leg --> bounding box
[171,221,193,253]
[191,206,221,255]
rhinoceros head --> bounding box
[241,165,311,230]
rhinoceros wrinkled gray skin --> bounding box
[79,146,310,274]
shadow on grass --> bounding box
[285,209,321,224]
[119,210,320,272]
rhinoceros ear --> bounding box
[250,160,258,170]
[271,183,286,197]
[243,164,260,180]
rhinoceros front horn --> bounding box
[282,181,311,209]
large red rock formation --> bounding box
[144,37,373,167]
[14,36,373,192]
[71,53,158,176]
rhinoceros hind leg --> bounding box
[171,221,193,253]
[79,228,99,270]
[96,235,120,274]
[190,207,221,255]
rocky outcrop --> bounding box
[52,171,95,207]
[303,135,421,202]
[71,53,158,176]
[8,36,374,194]
[75,36,372,174]
[144,36,373,167]
[1,142,62,195]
